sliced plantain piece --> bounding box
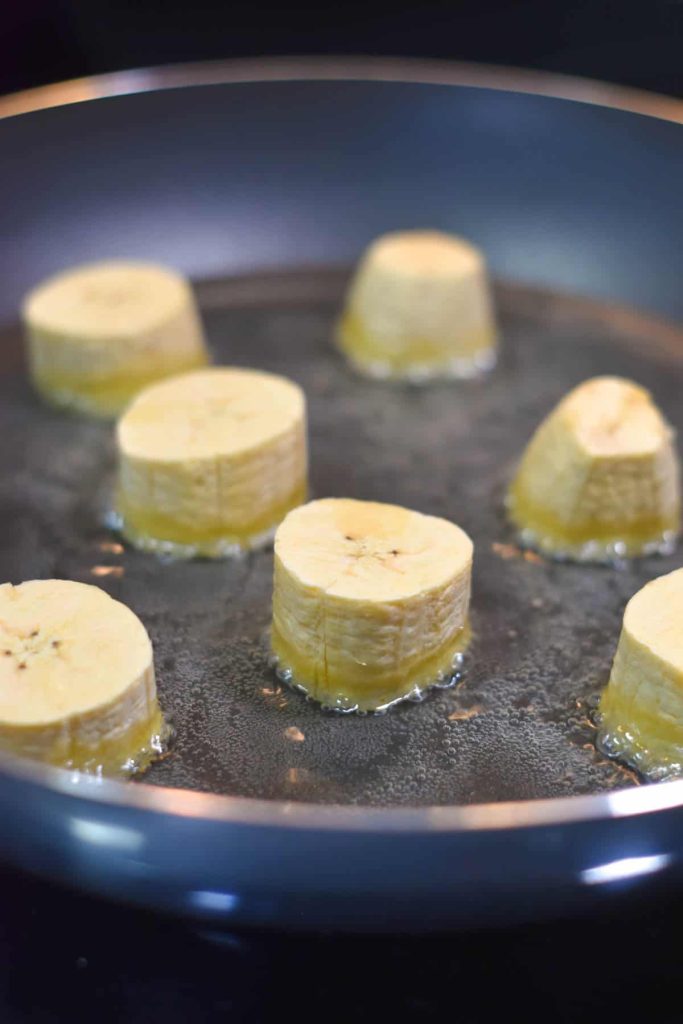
[23,260,209,418]
[271,498,473,711]
[115,367,308,558]
[507,377,680,562]
[337,230,498,381]
[0,579,163,774]
[599,568,683,779]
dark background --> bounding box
[3,859,683,1023]
[2,0,683,99]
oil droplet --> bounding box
[91,566,124,578]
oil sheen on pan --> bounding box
[0,267,679,806]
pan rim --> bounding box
[1,744,682,831]
[1,54,682,834]
[0,54,682,125]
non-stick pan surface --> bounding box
[1,270,676,805]
[0,59,682,932]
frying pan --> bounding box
[0,57,682,933]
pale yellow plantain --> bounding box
[508,376,680,561]
[23,260,209,417]
[337,230,497,381]
[116,367,308,558]
[600,568,683,778]
[0,579,163,774]
[271,498,473,711]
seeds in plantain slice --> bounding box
[0,579,164,774]
[271,498,473,711]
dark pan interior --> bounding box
[1,267,682,807]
